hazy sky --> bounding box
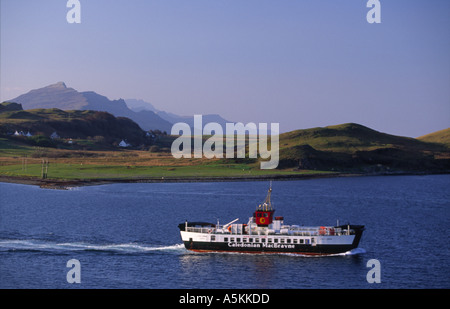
[1,0,449,137]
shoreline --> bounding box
[0,173,343,189]
[1,171,448,189]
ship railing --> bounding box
[185,225,355,236]
[287,226,352,236]
[185,227,215,234]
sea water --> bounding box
[0,175,449,288]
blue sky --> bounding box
[1,0,449,137]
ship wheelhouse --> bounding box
[254,183,275,227]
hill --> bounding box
[0,103,150,148]
[0,102,24,113]
[10,82,173,132]
[278,123,450,172]
[417,128,450,147]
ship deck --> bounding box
[182,223,360,237]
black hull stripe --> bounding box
[183,241,359,255]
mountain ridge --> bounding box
[10,82,173,132]
[124,98,232,129]
[10,82,233,133]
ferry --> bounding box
[178,184,364,255]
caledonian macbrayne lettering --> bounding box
[227,242,295,249]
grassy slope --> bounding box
[279,123,439,153]
[0,108,148,147]
[418,128,450,147]
[278,123,449,171]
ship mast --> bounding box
[255,182,275,226]
[259,181,273,211]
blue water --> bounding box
[0,175,449,289]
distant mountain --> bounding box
[10,82,173,132]
[124,98,232,129]
[124,99,158,113]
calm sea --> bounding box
[0,175,449,289]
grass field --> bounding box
[0,162,329,180]
[0,144,331,182]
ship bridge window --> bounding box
[274,238,278,243]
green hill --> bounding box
[0,102,23,113]
[0,103,150,148]
[418,128,450,147]
[278,123,449,172]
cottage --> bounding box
[50,132,60,139]
[119,140,130,147]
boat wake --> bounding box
[0,239,185,254]
[330,247,367,257]
[289,247,367,257]
[274,247,367,258]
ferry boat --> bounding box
[178,184,364,255]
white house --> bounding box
[50,132,60,139]
[13,130,28,136]
[119,140,130,147]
